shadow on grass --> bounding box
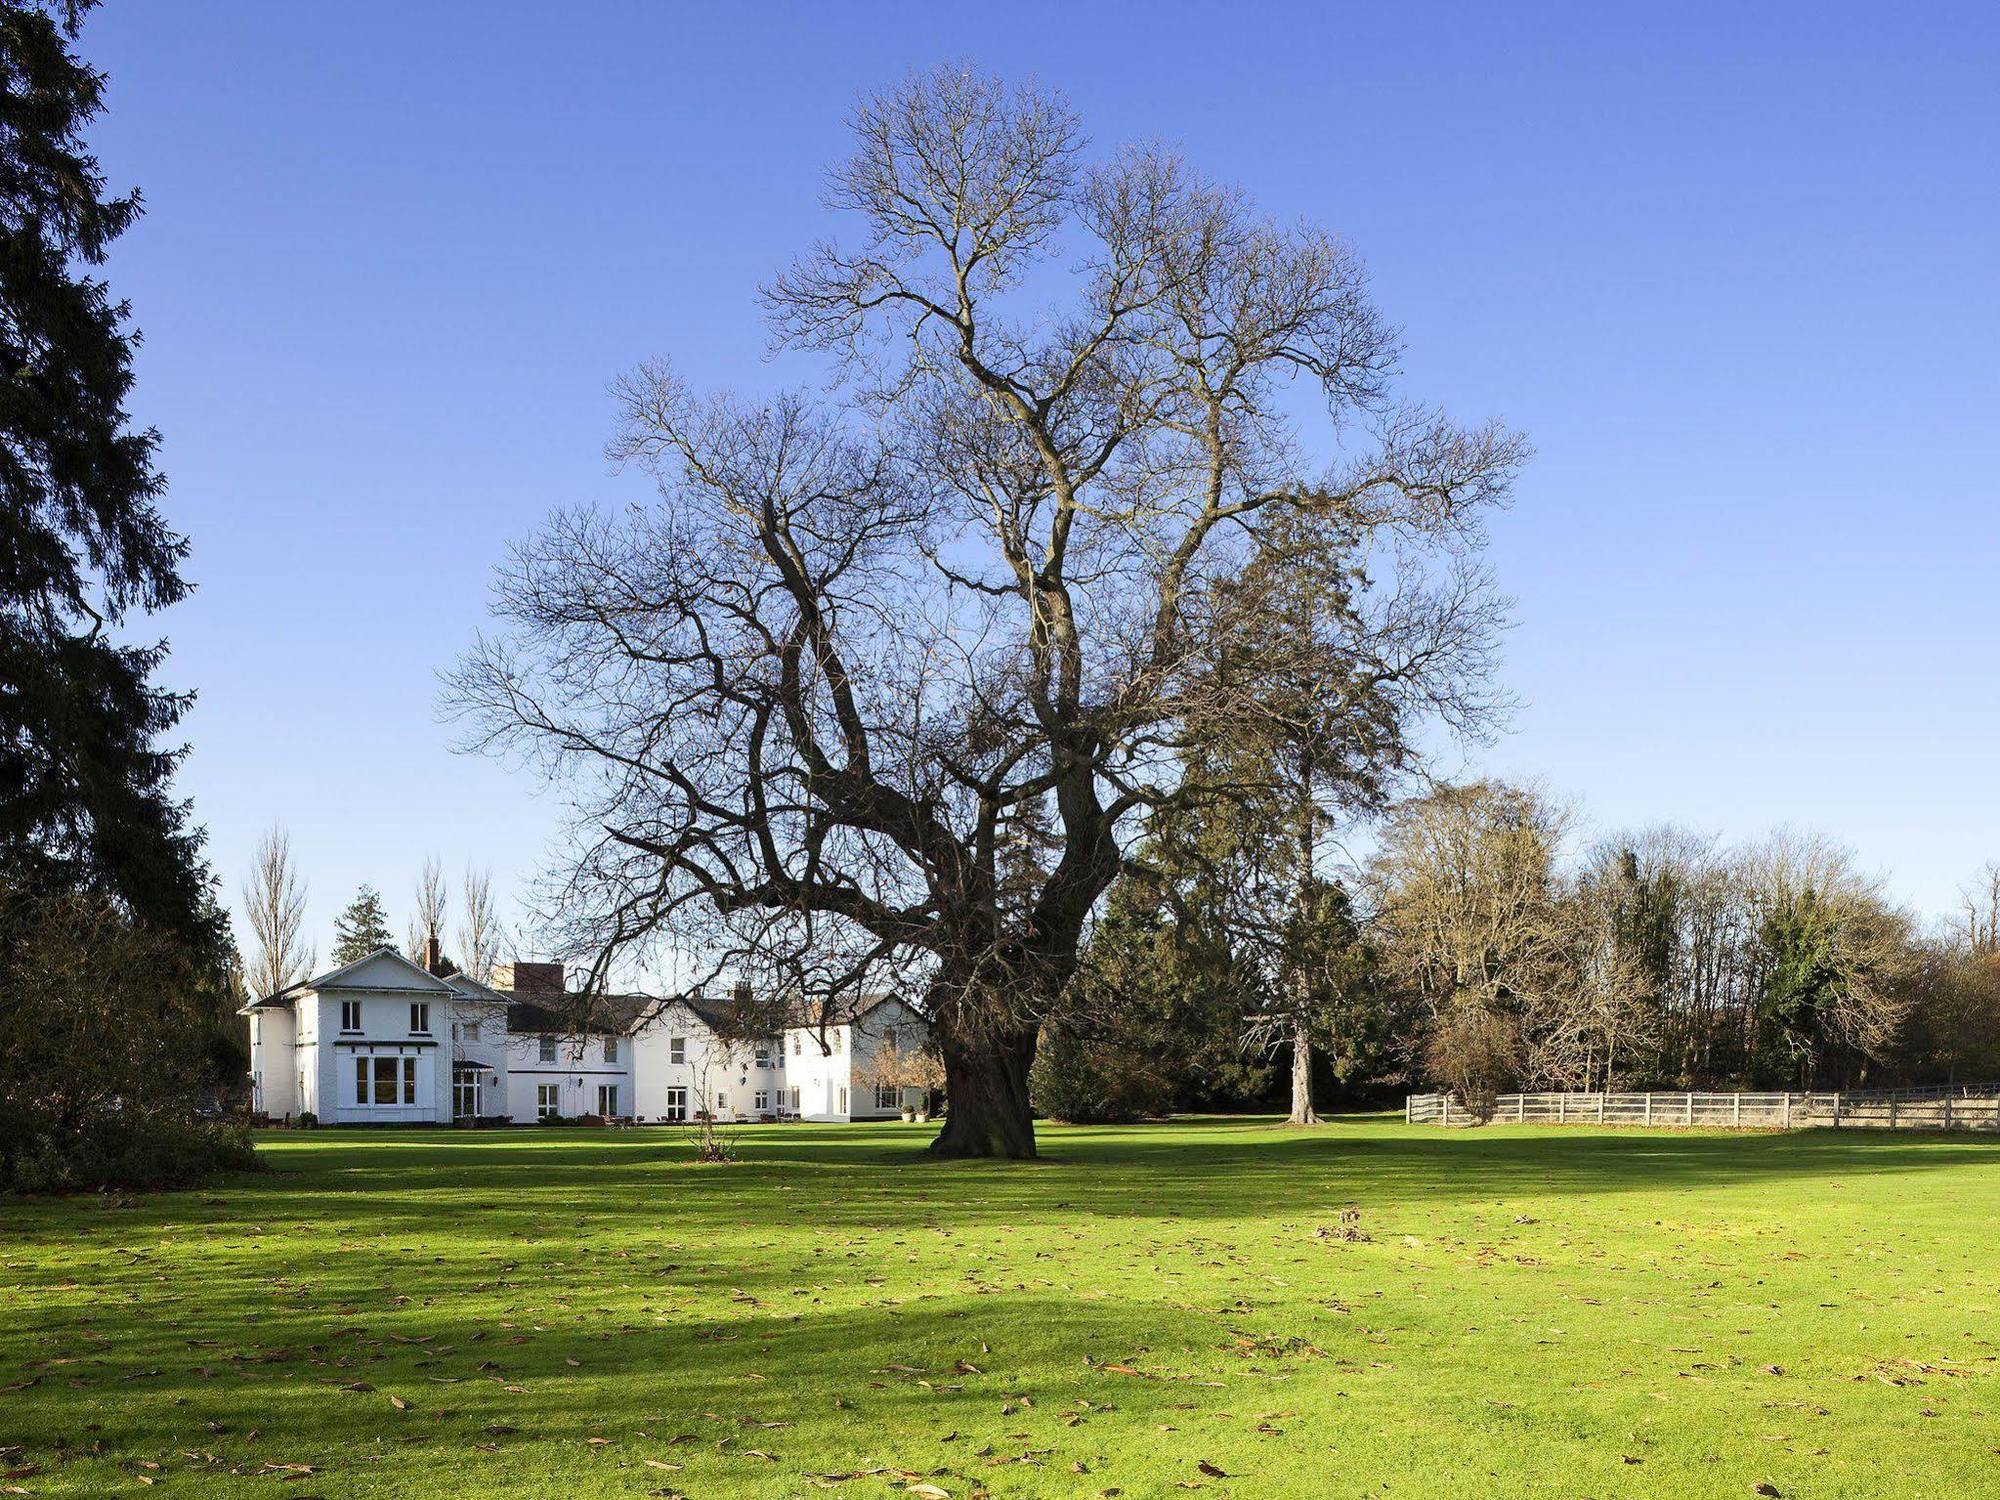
[11,1115,1995,1253]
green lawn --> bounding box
[2,1118,1997,1498]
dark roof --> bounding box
[501,990,786,1038]
[504,992,653,1037]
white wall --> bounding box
[629,1002,786,1122]
[248,1007,297,1117]
[503,1031,633,1122]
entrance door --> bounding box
[452,1068,482,1121]
[597,1083,620,1118]
[664,1086,687,1122]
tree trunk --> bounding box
[1287,1017,1318,1126]
[929,1022,1039,1158]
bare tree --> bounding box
[241,824,312,999]
[407,855,448,972]
[450,68,1522,1156]
[456,866,503,981]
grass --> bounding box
[2,1118,1997,1498]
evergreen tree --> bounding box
[0,1,215,946]
[331,884,395,966]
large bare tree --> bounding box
[450,68,1523,1156]
[241,824,311,999]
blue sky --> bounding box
[81,2,1998,962]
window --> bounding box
[604,1036,619,1064]
[664,1087,687,1122]
[669,1035,686,1065]
[409,1002,430,1035]
[536,1083,560,1121]
[452,1066,482,1121]
[838,1086,847,1114]
[876,1084,900,1109]
[754,1045,770,1068]
[340,1000,362,1032]
[597,1083,619,1117]
[754,1089,769,1111]
[538,1035,557,1063]
[792,1034,802,1056]
[713,1090,728,1114]
[360,1056,415,1106]
[788,1087,800,1111]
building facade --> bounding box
[242,951,930,1125]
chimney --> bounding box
[493,961,564,996]
[731,979,753,1006]
[422,934,443,975]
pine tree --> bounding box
[331,885,395,966]
[0,1,215,946]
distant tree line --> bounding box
[1034,780,2000,1121]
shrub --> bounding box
[1029,1023,1176,1124]
[1,886,258,1194]
[1424,1007,1523,1118]
[294,1110,319,1129]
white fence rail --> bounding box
[1405,1084,2000,1132]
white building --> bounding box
[243,950,931,1126]
[784,993,934,1121]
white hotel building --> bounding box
[241,947,930,1127]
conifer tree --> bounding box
[331,885,395,966]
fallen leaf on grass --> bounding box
[1197,1460,1230,1478]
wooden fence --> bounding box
[1405,1083,2000,1132]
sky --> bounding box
[77,1,2000,968]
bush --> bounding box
[1030,1023,1176,1124]
[1,885,259,1194]
[4,1111,259,1196]
[294,1110,319,1129]
[1424,1007,1523,1118]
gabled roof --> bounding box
[782,991,922,1028]
[443,971,511,1004]
[241,946,454,1012]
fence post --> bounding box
[1442,1094,1450,1128]
[1558,1093,1566,1125]
[1517,1094,1526,1124]
[1890,1096,1898,1130]
[1782,1092,1791,1129]
[1644,1092,1653,1125]
[1597,1093,1605,1124]
[1405,1095,1412,1125]
[1944,1095,1953,1131]
[1833,1092,1841,1127]
[1685,1092,1694,1126]
[1733,1093,1741,1127]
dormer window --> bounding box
[604,1036,619,1064]
[410,1002,431,1035]
[669,1036,686,1065]
[340,1000,362,1032]
[538,1035,557,1063]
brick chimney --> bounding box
[493,961,564,996]
[421,934,443,975]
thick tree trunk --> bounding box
[1287,1017,1319,1126]
[929,1022,1039,1158]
